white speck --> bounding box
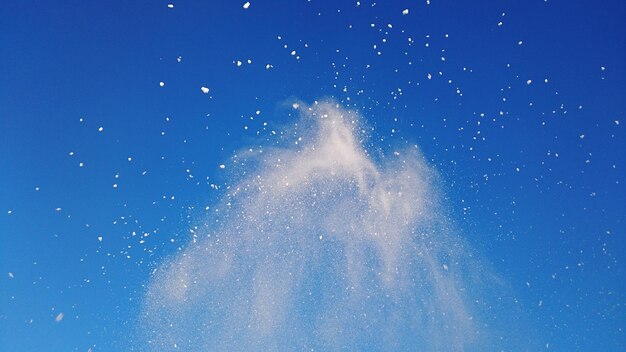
[55,207,62,212]
[290,50,296,56]
[201,86,210,94]
[127,157,132,162]
[167,4,174,8]
[292,103,300,109]
[219,164,225,169]
[518,40,523,45]
[159,81,165,87]
[8,272,14,279]
[526,79,532,85]
[243,2,250,9]
[255,110,261,115]
[601,66,606,71]
[97,236,103,242]
[443,264,449,271]
[113,184,118,188]
[236,60,242,67]
[79,162,84,168]
[55,313,64,323]
[7,210,12,214]
[615,120,620,125]
[265,64,273,70]
[402,9,409,15]
[427,73,432,80]
[579,134,585,139]
[98,127,103,132]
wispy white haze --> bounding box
[138,101,505,351]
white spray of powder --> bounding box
[137,101,514,351]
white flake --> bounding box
[402,9,409,15]
[243,2,250,9]
[201,86,210,94]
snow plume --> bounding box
[138,101,501,351]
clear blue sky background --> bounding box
[1,0,625,351]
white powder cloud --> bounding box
[136,101,519,351]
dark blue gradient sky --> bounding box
[1,1,625,351]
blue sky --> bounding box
[1,0,625,351]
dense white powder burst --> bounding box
[137,102,509,351]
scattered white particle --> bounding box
[601,66,606,71]
[402,9,409,15]
[159,81,165,87]
[201,86,210,94]
[579,134,585,139]
[79,162,84,168]
[443,264,449,271]
[526,79,532,85]
[518,40,523,45]
[292,103,300,109]
[113,184,118,188]
[55,313,64,323]
[8,272,14,279]
[219,164,225,169]
[265,64,273,69]
[98,127,104,132]
[127,157,132,162]
[7,210,12,214]
[167,4,174,8]
[243,1,250,9]
[97,236,103,242]
[255,110,261,115]
[290,50,296,56]
[236,60,242,67]
[615,120,620,125]
[55,207,62,212]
